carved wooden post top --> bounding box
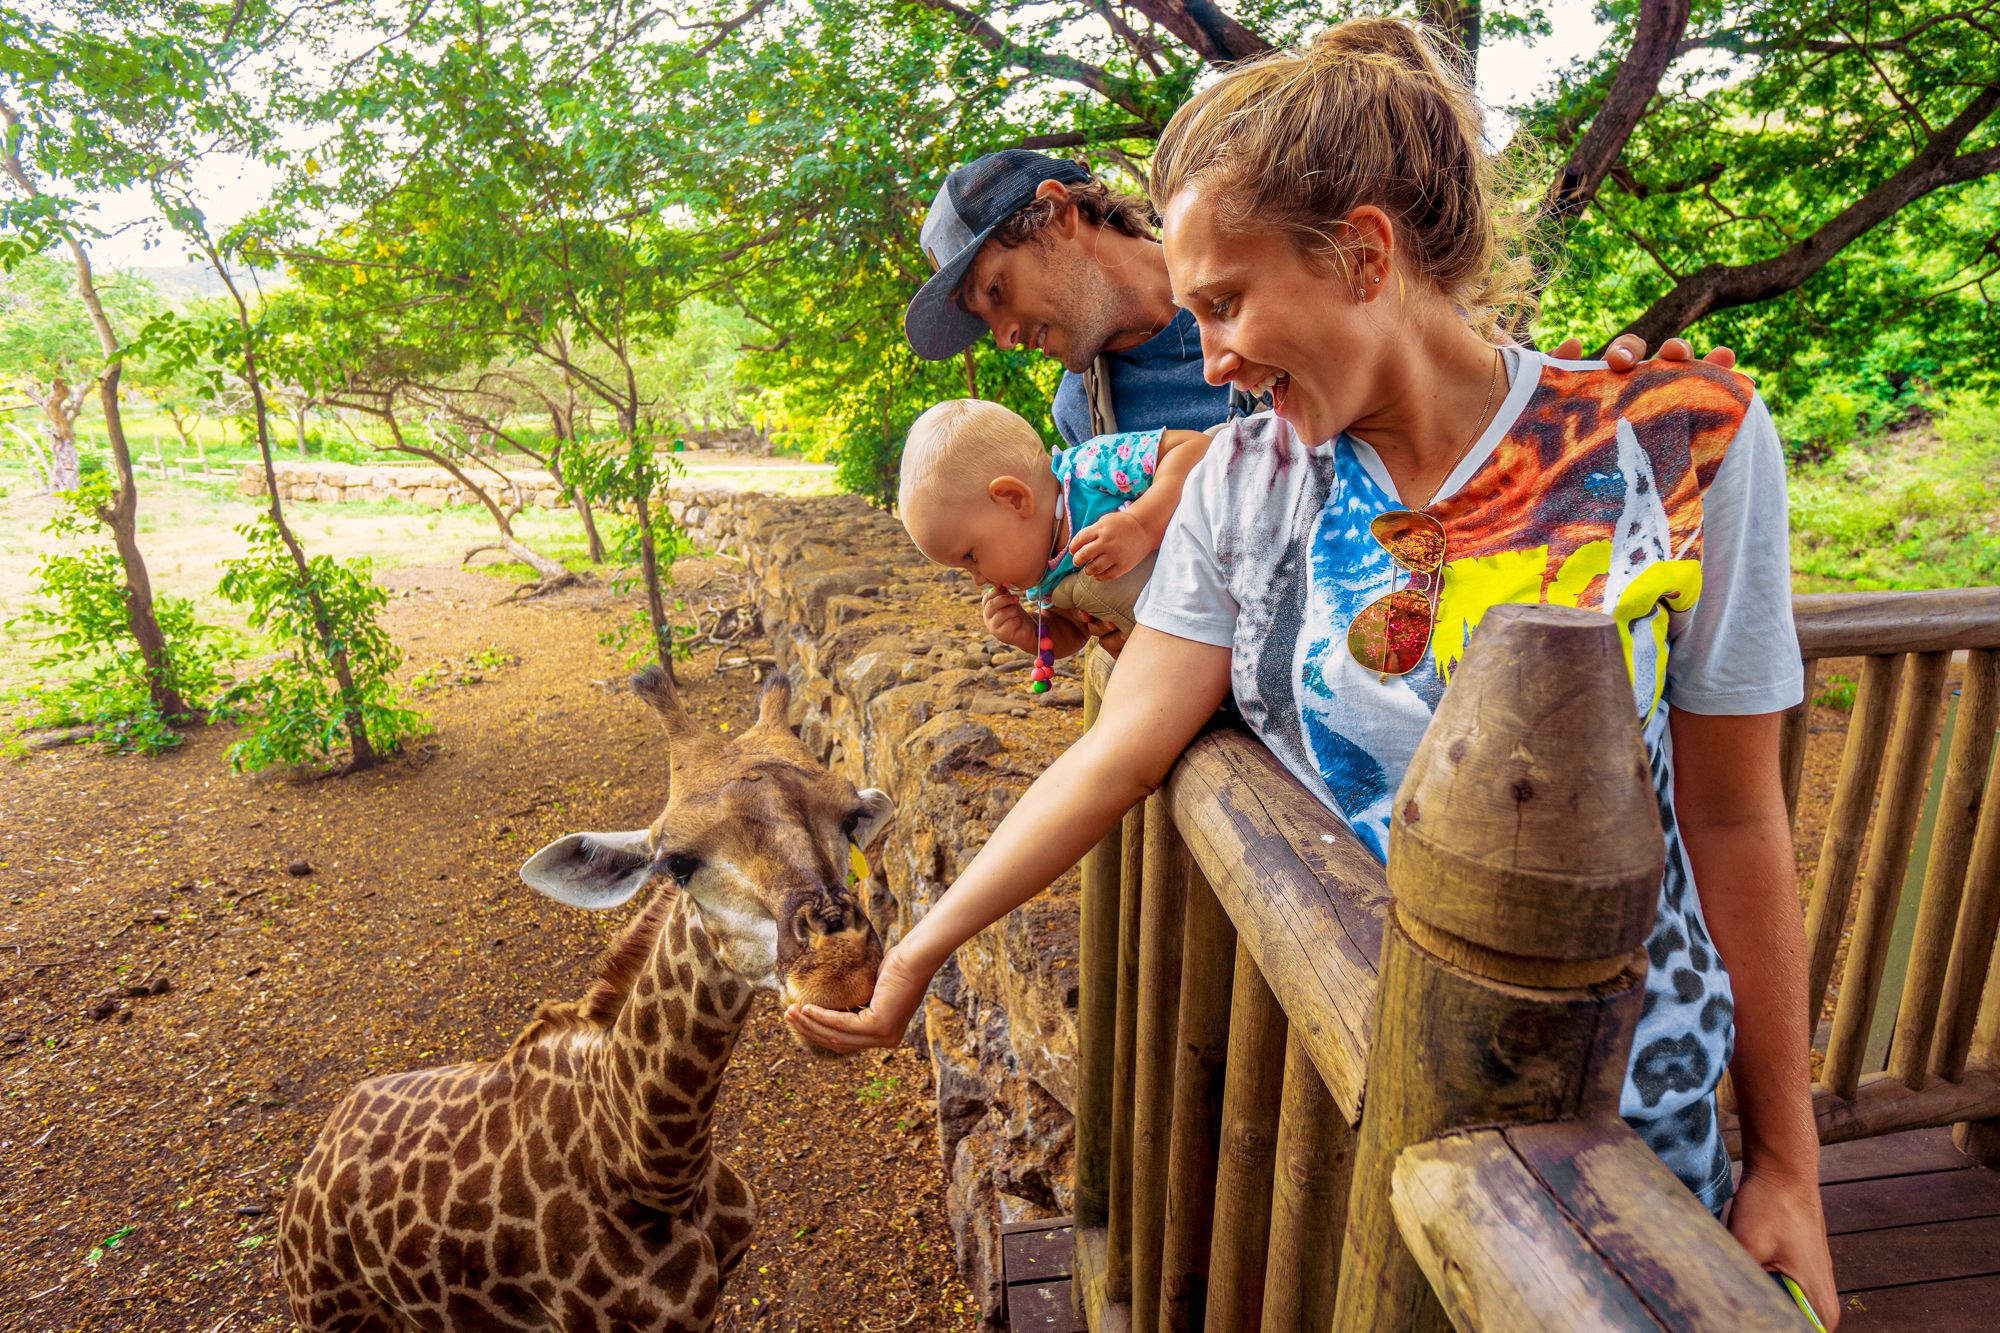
[1388,603,1665,987]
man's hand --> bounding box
[981,586,1038,654]
[1551,333,1737,372]
[1071,609,1126,657]
[1070,510,1152,582]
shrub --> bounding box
[1788,393,2000,589]
[7,479,234,754]
[215,515,428,771]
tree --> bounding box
[680,0,2000,455]
[0,255,161,490]
[0,13,206,721]
[261,0,712,677]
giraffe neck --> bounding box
[588,890,757,1210]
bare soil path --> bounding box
[0,557,975,1332]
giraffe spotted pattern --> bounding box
[279,668,894,1331]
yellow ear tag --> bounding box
[848,842,870,886]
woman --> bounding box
[790,18,1835,1319]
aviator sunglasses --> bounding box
[1345,509,1448,676]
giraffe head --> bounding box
[520,666,891,1049]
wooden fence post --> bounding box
[1157,864,1236,1329]
[1131,793,1189,1333]
[1107,800,1146,1301]
[1074,669,1122,1233]
[1259,1030,1350,1331]
[1332,605,1666,1332]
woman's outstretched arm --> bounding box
[786,627,1233,1052]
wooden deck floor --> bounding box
[1824,1127,2000,1329]
[999,1128,2000,1331]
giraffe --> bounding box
[277,665,894,1332]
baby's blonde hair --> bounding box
[1149,18,1538,342]
[899,398,1049,518]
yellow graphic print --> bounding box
[1432,544,1702,717]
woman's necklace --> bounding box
[1414,347,1502,511]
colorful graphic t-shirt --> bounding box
[1135,349,1802,1212]
[1022,429,1162,605]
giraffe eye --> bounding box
[662,853,701,885]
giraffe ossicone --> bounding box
[279,665,894,1332]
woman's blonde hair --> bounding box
[1148,18,1538,342]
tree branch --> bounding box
[995,120,1159,151]
[1678,8,1997,59]
[907,0,1154,116]
[1539,1,1692,238]
[1119,0,1270,63]
[1613,83,2000,346]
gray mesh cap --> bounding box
[903,150,1092,361]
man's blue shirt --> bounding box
[1051,308,1236,445]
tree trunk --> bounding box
[3,102,194,722]
[546,403,606,563]
[294,403,309,458]
[633,485,676,682]
[372,408,578,588]
[195,234,377,770]
[464,534,578,586]
[40,385,82,494]
[571,483,607,564]
[96,362,195,720]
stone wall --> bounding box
[238,461,575,510]
[237,454,765,509]
[671,483,1083,1325]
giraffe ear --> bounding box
[848,788,894,853]
[521,830,654,910]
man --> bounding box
[902,150,1728,441]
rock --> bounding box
[908,716,1001,780]
[287,858,313,877]
[23,725,95,751]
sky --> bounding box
[81,0,1613,271]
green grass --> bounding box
[1788,395,2000,591]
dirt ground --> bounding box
[0,556,977,1332]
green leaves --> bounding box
[7,482,236,755]
[215,515,429,772]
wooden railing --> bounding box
[1786,590,2000,1150]
[1067,587,2000,1331]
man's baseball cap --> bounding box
[903,150,1092,361]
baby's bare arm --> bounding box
[1124,429,1211,543]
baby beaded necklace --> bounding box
[1021,483,1070,696]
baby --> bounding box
[898,398,1211,666]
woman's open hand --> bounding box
[1551,333,1737,372]
[785,941,932,1053]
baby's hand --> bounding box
[1069,510,1152,582]
[981,586,1039,654]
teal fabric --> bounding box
[1021,429,1162,605]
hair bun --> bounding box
[1311,17,1458,82]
